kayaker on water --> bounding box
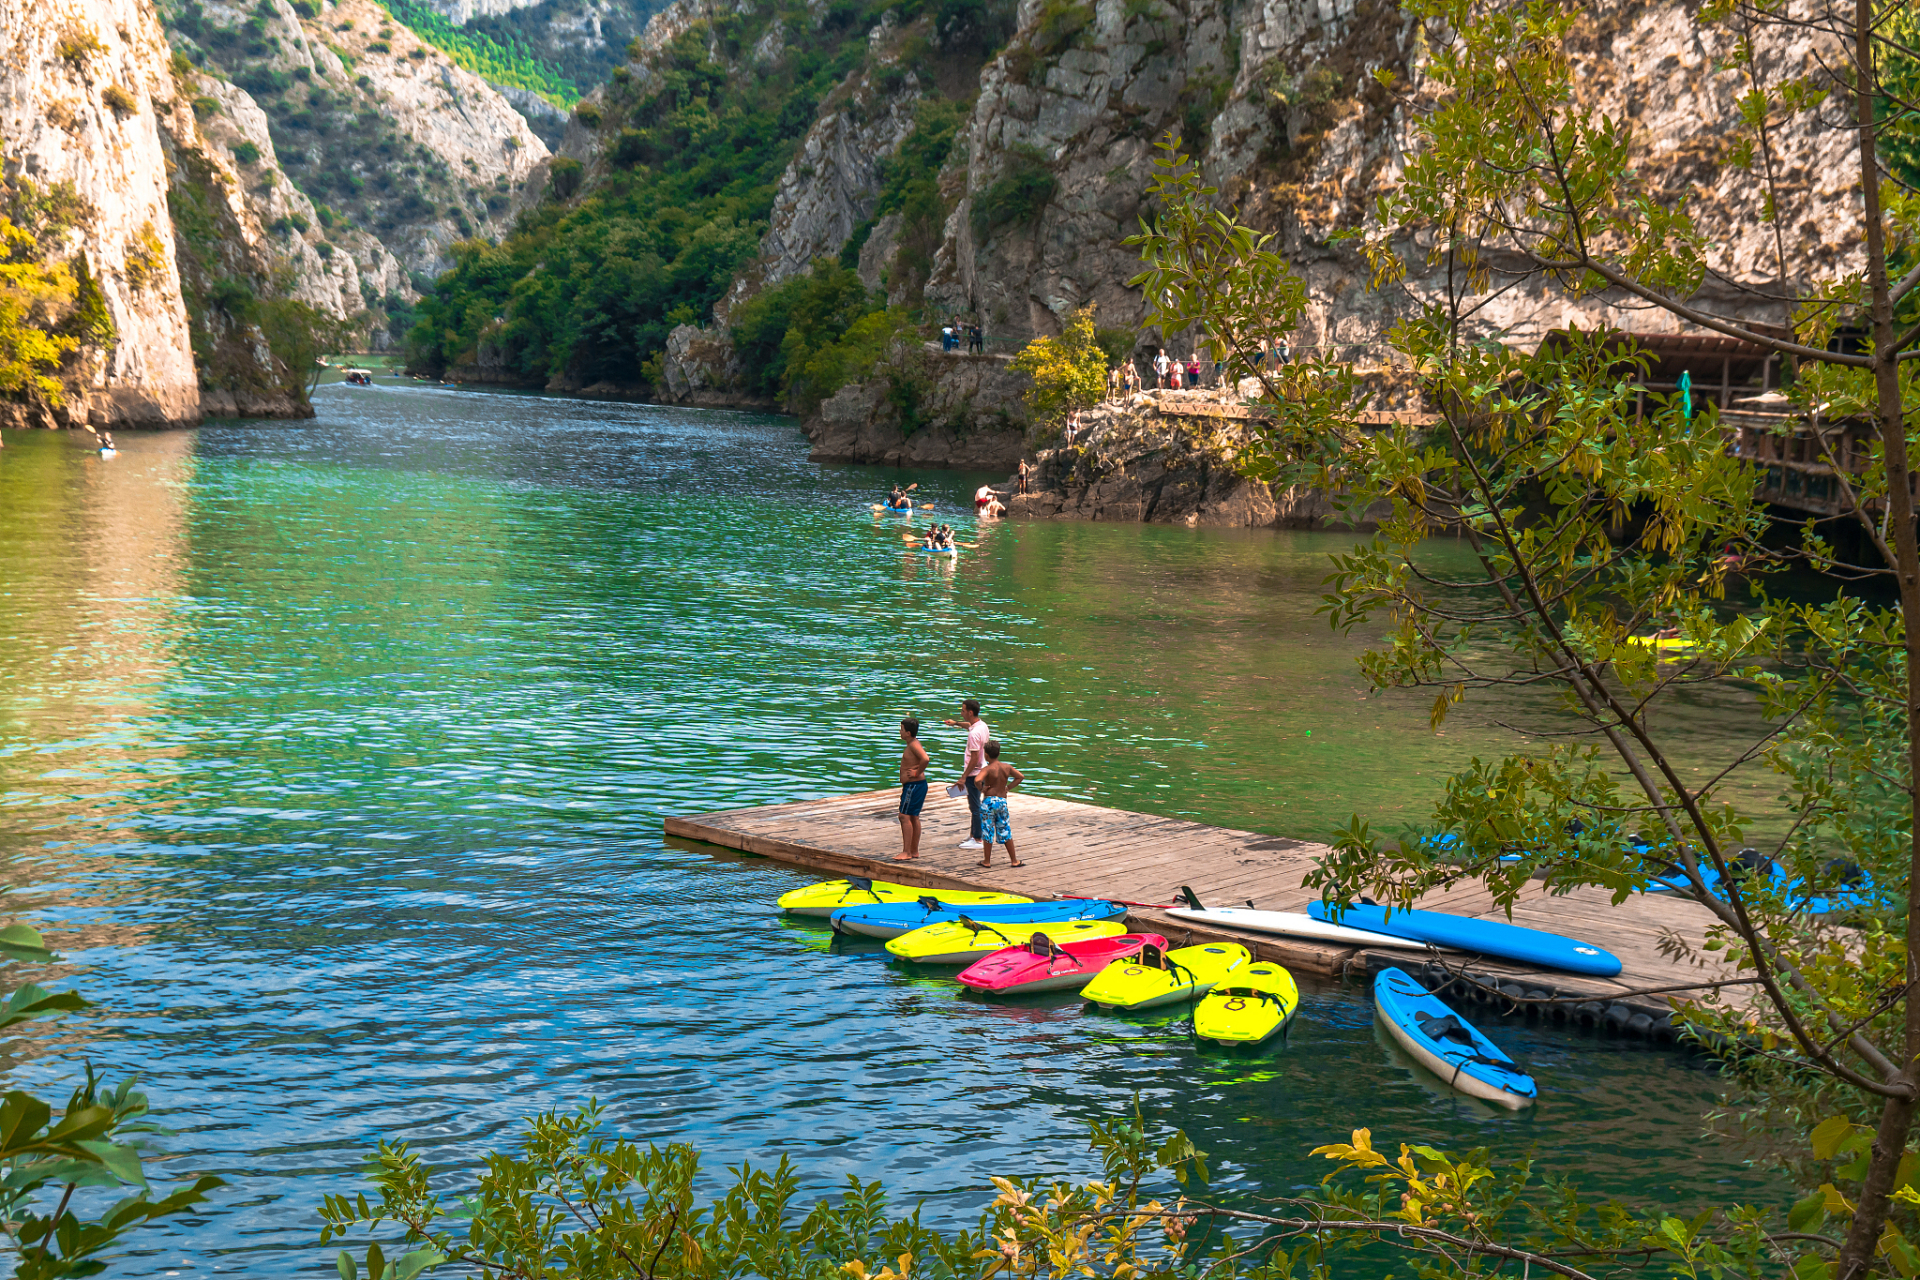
[974,739,1024,868]
[894,717,930,861]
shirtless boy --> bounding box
[894,718,930,860]
[973,739,1024,867]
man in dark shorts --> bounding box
[894,717,930,860]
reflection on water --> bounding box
[0,389,1782,1275]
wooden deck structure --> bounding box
[666,789,1738,1042]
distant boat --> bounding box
[343,369,373,386]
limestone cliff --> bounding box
[924,0,1855,355]
[164,0,549,284]
[0,0,200,427]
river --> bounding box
[0,381,1784,1275]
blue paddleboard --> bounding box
[1311,901,1622,977]
[1374,967,1536,1108]
[831,897,1127,940]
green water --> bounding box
[0,383,1785,1274]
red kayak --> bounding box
[957,931,1168,995]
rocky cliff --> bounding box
[0,0,201,427]
[922,0,1852,355]
[1005,390,1388,527]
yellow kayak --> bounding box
[1192,962,1299,1044]
[1081,941,1251,1010]
[777,877,1031,919]
[885,918,1127,964]
[1626,635,1696,654]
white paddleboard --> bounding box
[1166,906,1458,952]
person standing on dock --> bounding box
[945,699,990,851]
[894,718,930,861]
[973,739,1024,868]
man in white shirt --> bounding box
[1153,350,1171,387]
[944,698,991,851]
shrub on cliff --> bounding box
[731,260,884,409]
[1011,302,1105,427]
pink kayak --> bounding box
[957,931,1168,995]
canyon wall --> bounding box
[0,0,201,427]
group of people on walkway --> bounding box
[896,699,1024,868]
[940,320,985,353]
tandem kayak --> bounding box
[886,917,1128,964]
[1309,901,1621,976]
[778,877,1031,919]
[1374,967,1537,1109]
[957,932,1166,995]
[1192,961,1299,1045]
[1081,941,1251,1010]
[831,898,1127,940]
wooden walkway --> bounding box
[666,789,1736,1040]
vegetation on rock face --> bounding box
[0,181,119,417]
[407,0,1012,392]
[374,0,579,106]
[847,96,968,306]
[163,0,514,290]
[407,0,906,387]
[1011,302,1106,426]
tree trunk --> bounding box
[1837,0,1920,1273]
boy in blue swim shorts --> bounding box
[894,718,930,861]
[972,739,1024,867]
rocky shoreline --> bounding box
[1004,391,1391,530]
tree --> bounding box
[1122,0,1920,1274]
[258,298,363,407]
[1011,303,1108,429]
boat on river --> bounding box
[831,897,1126,940]
[1081,941,1251,1010]
[778,877,1031,919]
[1374,967,1536,1108]
[1193,961,1299,1044]
[957,931,1164,995]
[886,917,1126,964]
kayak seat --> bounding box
[1414,1010,1512,1069]
[956,916,1012,943]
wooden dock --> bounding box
[665,788,1737,1041]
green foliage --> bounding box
[969,146,1055,240]
[547,157,584,201]
[865,97,967,305]
[0,923,225,1277]
[100,83,138,115]
[322,1100,986,1280]
[405,5,881,385]
[731,260,882,407]
[1010,302,1106,425]
[258,298,360,405]
[231,140,261,165]
[800,308,920,415]
[374,0,580,105]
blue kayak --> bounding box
[1646,850,1875,915]
[1310,901,1622,977]
[1374,967,1536,1109]
[832,898,1128,940]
